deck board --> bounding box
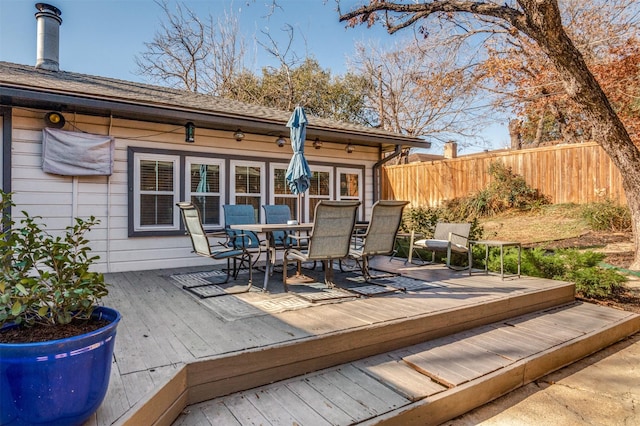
[337,364,410,409]
[220,393,271,425]
[285,380,355,425]
[199,401,242,426]
[303,371,379,421]
[267,384,334,426]
[353,354,447,401]
[242,387,304,425]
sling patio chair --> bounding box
[176,202,253,297]
[223,204,264,267]
[341,200,409,281]
[409,222,471,271]
[283,200,360,293]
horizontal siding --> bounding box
[383,143,626,207]
[9,108,378,273]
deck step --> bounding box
[174,302,640,426]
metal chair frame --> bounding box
[176,202,253,297]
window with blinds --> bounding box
[338,168,362,199]
[135,154,179,230]
[230,160,264,223]
[187,157,224,228]
[271,165,298,220]
[308,166,333,222]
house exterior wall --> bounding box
[9,108,378,273]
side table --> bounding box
[469,240,521,279]
[390,231,425,264]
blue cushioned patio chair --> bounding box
[283,200,360,292]
[223,204,263,267]
[263,204,294,248]
[264,204,315,274]
[177,202,252,297]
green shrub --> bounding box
[400,206,484,241]
[520,248,567,279]
[560,249,605,270]
[0,190,107,327]
[478,246,626,299]
[581,200,631,232]
[568,267,627,299]
[515,248,626,299]
[444,162,550,218]
[400,206,440,236]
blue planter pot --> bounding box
[0,307,121,426]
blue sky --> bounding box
[0,0,509,152]
[0,0,387,80]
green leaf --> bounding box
[11,301,22,315]
[15,283,28,295]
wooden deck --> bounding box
[84,258,639,426]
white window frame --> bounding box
[268,162,300,217]
[269,162,296,204]
[230,159,266,222]
[186,156,225,229]
[337,166,364,219]
[133,152,180,232]
[306,165,334,223]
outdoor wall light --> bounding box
[234,129,245,142]
[276,136,286,147]
[345,143,354,154]
[44,111,65,128]
[313,138,322,149]
[185,122,195,143]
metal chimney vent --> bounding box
[35,3,62,71]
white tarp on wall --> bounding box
[42,128,114,176]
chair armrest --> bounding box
[289,233,310,242]
[206,231,228,238]
[448,232,469,247]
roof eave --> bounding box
[0,85,430,151]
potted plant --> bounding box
[0,190,121,426]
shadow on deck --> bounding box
[89,258,640,426]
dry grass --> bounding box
[478,204,591,244]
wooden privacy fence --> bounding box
[382,142,627,207]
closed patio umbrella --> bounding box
[196,164,209,194]
[195,164,208,208]
[285,106,312,221]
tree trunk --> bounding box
[518,0,640,269]
[533,113,545,147]
[508,119,522,149]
